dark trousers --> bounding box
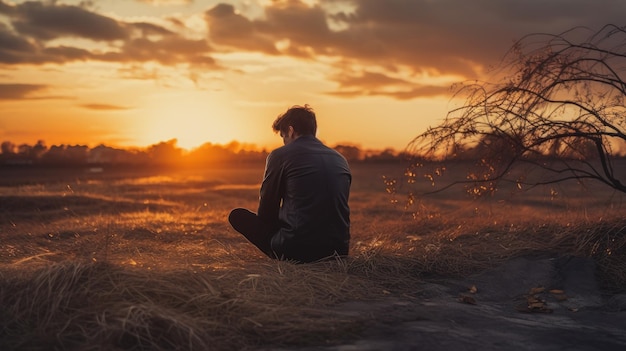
[228,208,277,259]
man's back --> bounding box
[228,104,350,263]
[258,135,351,262]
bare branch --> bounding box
[407,25,626,198]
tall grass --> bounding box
[1,163,625,350]
[0,259,372,350]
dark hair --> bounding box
[272,104,317,136]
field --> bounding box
[1,161,625,350]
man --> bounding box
[228,105,351,263]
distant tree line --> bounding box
[0,139,408,167]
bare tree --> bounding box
[407,24,626,197]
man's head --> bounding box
[272,105,317,145]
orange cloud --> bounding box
[135,0,193,4]
[329,70,450,99]
[79,104,132,111]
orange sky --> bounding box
[0,0,623,151]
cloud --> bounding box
[0,25,37,64]
[202,0,626,97]
[202,0,481,97]
[130,22,175,37]
[328,85,451,100]
[79,103,132,111]
[0,0,216,69]
[100,36,215,66]
[5,0,128,41]
[42,46,92,62]
[205,3,278,54]
[326,0,626,74]
[0,83,48,100]
[329,70,451,99]
[135,0,193,5]
[1,0,624,100]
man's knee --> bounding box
[228,208,253,228]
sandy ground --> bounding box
[272,256,626,351]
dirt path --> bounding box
[272,256,626,351]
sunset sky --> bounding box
[0,0,624,151]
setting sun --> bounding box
[134,90,242,150]
[0,0,620,152]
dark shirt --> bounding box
[257,135,351,262]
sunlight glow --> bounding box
[134,92,239,150]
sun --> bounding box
[145,117,210,150]
[135,92,239,150]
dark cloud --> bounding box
[326,0,626,75]
[0,83,48,100]
[205,4,278,54]
[263,2,332,42]
[201,0,626,98]
[0,25,37,64]
[0,25,94,65]
[42,46,92,62]
[0,24,31,51]
[334,71,412,90]
[0,0,219,70]
[6,0,128,41]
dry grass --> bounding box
[1,163,625,350]
[0,259,374,350]
[407,216,626,288]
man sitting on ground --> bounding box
[228,105,351,263]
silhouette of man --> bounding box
[228,105,351,263]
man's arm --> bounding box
[257,152,282,230]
